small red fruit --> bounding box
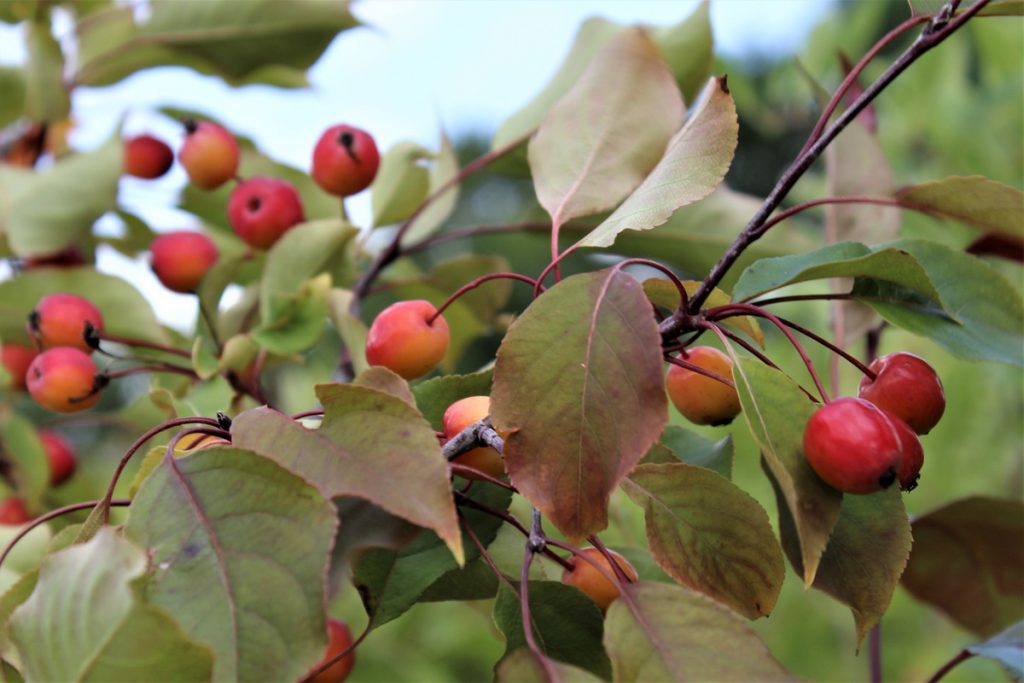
[124,134,174,179]
[150,231,219,293]
[561,547,639,612]
[26,347,103,413]
[311,124,380,197]
[0,498,32,525]
[443,396,505,480]
[886,412,925,491]
[227,176,305,250]
[1,343,37,390]
[307,618,356,683]
[666,346,741,426]
[178,119,239,190]
[365,300,449,380]
[39,430,76,486]
[803,397,902,495]
[858,352,945,434]
[28,293,104,352]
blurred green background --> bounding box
[6,1,1019,681]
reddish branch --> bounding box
[682,0,991,317]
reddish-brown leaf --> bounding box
[491,268,667,540]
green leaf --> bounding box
[0,523,50,576]
[604,581,795,681]
[901,497,1024,638]
[0,571,37,654]
[230,385,463,564]
[327,288,370,376]
[353,483,510,628]
[651,0,713,104]
[401,130,461,247]
[655,425,733,478]
[730,357,841,585]
[352,366,416,406]
[493,581,612,680]
[412,369,494,431]
[0,414,48,508]
[857,240,1024,366]
[251,272,332,354]
[529,27,683,229]
[774,481,911,646]
[574,76,736,249]
[0,68,26,127]
[491,268,668,540]
[9,528,214,682]
[259,219,358,323]
[24,19,69,122]
[371,142,432,227]
[125,448,336,682]
[75,1,358,87]
[495,648,604,683]
[5,135,122,258]
[968,621,1024,678]
[622,463,784,619]
[0,267,169,345]
[731,241,942,304]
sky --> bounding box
[0,0,835,329]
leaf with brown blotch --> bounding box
[230,387,463,565]
[901,496,1024,638]
[491,268,667,540]
[529,27,684,230]
[622,463,784,619]
[604,581,795,682]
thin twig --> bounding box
[685,1,991,315]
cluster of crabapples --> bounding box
[365,296,945,499]
[122,119,381,294]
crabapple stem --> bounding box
[450,463,516,492]
[869,623,883,683]
[0,498,130,572]
[461,515,518,592]
[197,296,223,353]
[428,272,542,325]
[519,548,556,676]
[756,196,907,237]
[545,538,643,615]
[664,353,735,389]
[926,650,973,683]
[708,303,830,402]
[720,305,879,381]
[92,330,191,359]
[700,321,821,403]
[687,0,991,314]
[614,258,689,310]
[97,416,221,524]
[453,492,572,571]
